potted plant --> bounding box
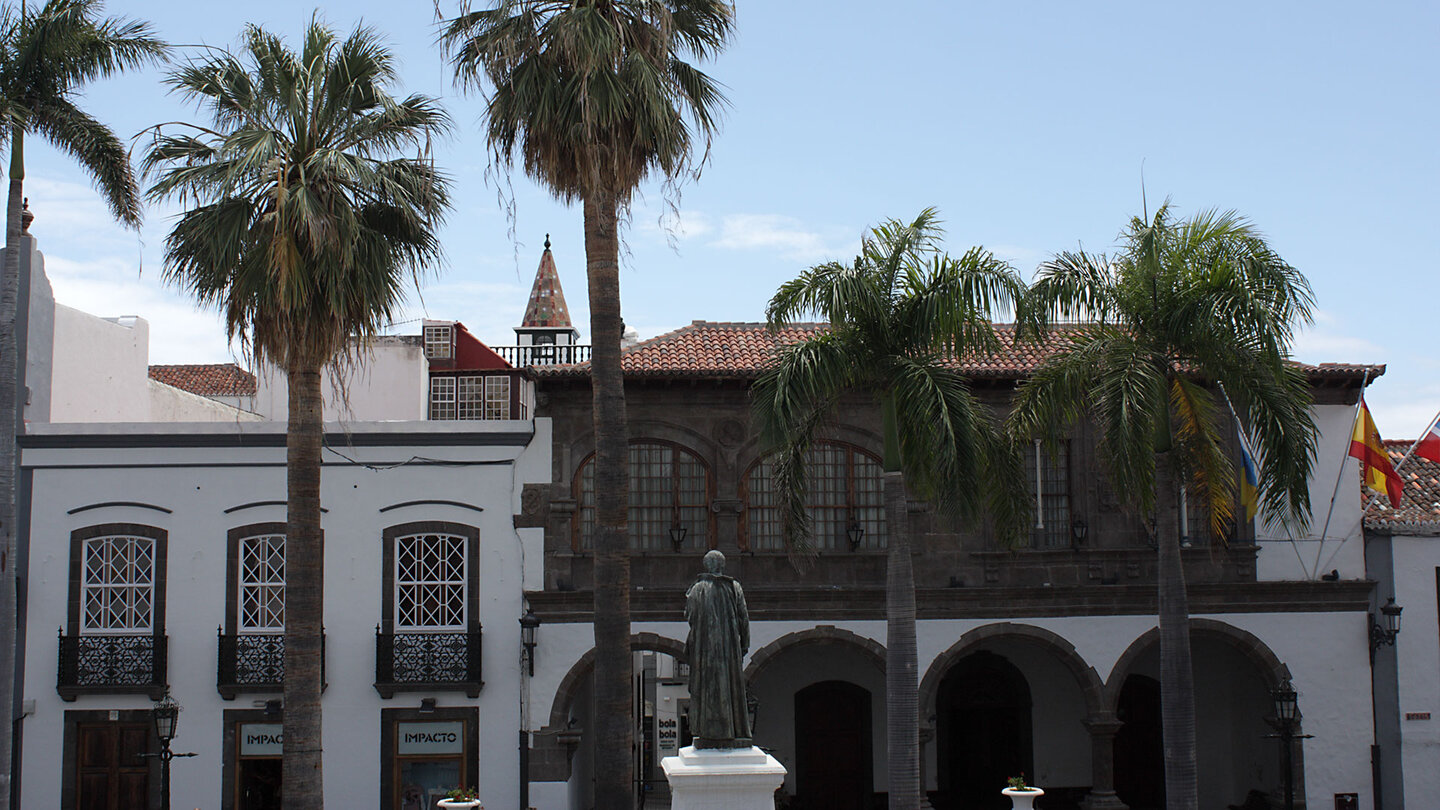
[1002,774,1044,810]
[437,787,481,809]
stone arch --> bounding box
[733,423,884,476]
[1102,618,1292,711]
[566,419,718,472]
[744,625,886,682]
[544,631,687,730]
[919,622,1106,719]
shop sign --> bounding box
[397,721,464,755]
[239,723,284,756]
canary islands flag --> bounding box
[1237,431,1260,521]
[1349,399,1403,507]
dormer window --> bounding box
[424,325,453,360]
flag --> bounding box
[1349,399,1403,507]
[1237,428,1260,521]
[1415,418,1440,464]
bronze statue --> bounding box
[684,550,751,748]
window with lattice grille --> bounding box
[239,534,285,631]
[743,443,886,551]
[484,376,510,419]
[82,536,155,633]
[1024,441,1070,548]
[429,377,456,420]
[576,442,709,551]
[424,325,453,359]
[394,533,468,630]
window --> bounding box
[1024,440,1070,549]
[238,533,285,632]
[423,325,453,359]
[82,535,156,633]
[743,442,886,551]
[575,441,711,551]
[430,375,511,420]
[394,533,467,630]
[1182,487,1216,546]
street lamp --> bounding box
[520,609,541,677]
[669,519,688,552]
[140,692,196,810]
[846,518,865,551]
[1369,596,1403,657]
[1268,679,1311,810]
[1070,518,1088,546]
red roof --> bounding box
[148,363,257,396]
[529,321,1384,383]
[1365,440,1440,532]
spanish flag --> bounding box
[1349,399,1403,507]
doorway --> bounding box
[1114,674,1164,810]
[73,720,152,810]
[794,680,873,810]
[936,651,1033,810]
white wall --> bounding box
[148,380,262,422]
[1392,537,1439,806]
[47,306,152,422]
[252,338,428,423]
[18,419,549,810]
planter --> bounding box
[1002,787,1044,810]
[436,800,481,810]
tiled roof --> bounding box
[1365,440,1440,532]
[521,238,573,329]
[148,363,257,397]
[529,321,1384,383]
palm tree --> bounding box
[752,209,1034,810]
[441,2,732,805]
[1009,203,1318,810]
[143,21,450,809]
[0,2,163,805]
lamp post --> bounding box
[519,609,541,677]
[1269,679,1312,810]
[140,693,196,810]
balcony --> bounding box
[57,631,166,701]
[217,630,327,699]
[491,344,591,367]
[374,629,483,698]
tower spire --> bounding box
[521,235,572,329]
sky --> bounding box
[19,1,1440,438]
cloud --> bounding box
[1292,311,1385,363]
[709,214,852,264]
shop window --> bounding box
[379,708,478,810]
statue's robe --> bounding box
[684,572,751,747]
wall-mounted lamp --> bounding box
[520,609,541,677]
[419,697,437,714]
[1369,596,1403,656]
[846,518,865,551]
[1070,518,1088,546]
[669,519,689,552]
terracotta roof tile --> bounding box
[1365,440,1440,532]
[529,321,1384,383]
[148,363,256,397]
[521,239,573,329]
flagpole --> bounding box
[1389,408,1440,475]
[1216,383,1310,574]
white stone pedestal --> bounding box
[661,746,787,810]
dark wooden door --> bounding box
[1114,674,1164,810]
[76,722,150,810]
[238,758,283,810]
[937,651,1032,810]
[795,681,873,810]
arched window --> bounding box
[575,441,711,551]
[743,442,886,551]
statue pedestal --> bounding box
[661,745,787,810]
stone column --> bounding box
[1080,716,1128,810]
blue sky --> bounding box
[22,1,1439,437]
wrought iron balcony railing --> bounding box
[57,630,166,701]
[374,629,483,698]
[217,630,327,699]
[490,344,591,367]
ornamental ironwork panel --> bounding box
[57,631,165,699]
[217,631,326,698]
[374,630,482,697]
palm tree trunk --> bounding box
[884,469,919,810]
[0,125,22,810]
[1155,457,1197,810]
[584,192,633,809]
[283,358,325,810]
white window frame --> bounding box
[81,535,155,634]
[430,377,457,420]
[393,533,468,631]
[483,376,510,420]
[238,533,285,632]
[424,325,453,359]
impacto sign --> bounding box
[239,724,283,757]
[397,721,465,755]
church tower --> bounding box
[514,234,580,363]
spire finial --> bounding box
[544,233,551,250]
